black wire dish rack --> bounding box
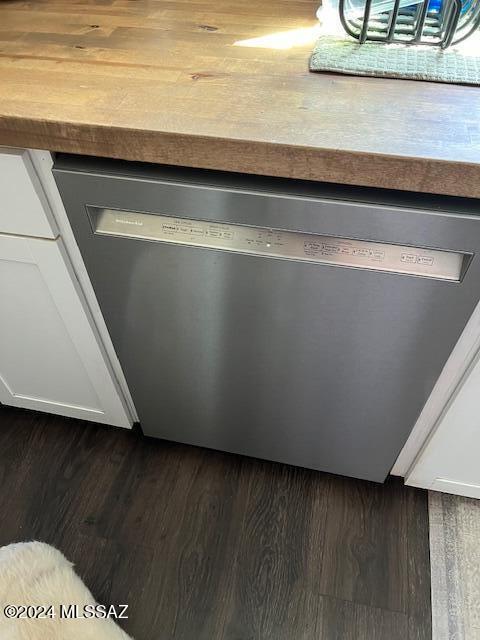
[338,0,480,47]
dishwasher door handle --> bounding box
[89,206,468,282]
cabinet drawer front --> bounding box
[0,148,57,238]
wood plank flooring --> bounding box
[0,405,431,639]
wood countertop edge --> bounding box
[1,114,478,199]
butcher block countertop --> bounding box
[1,0,480,197]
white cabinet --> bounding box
[406,349,480,499]
[0,148,57,238]
[0,234,129,425]
[0,147,132,428]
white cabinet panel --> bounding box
[393,298,480,477]
[0,233,130,426]
[29,150,138,421]
[0,148,57,238]
[406,349,480,498]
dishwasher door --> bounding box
[54,156,480,482]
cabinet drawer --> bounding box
[0,148,57,238]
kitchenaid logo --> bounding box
[115,217,143,226]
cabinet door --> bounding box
[0,233,131,427]
[0,148,57,238]
[406,350,480,499]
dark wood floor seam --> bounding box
[314,589,408,616]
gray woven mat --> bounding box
[429,491,480,639]
[310,34,480,84]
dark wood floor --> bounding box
[0,405,431,640]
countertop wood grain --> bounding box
[0,0,479,197]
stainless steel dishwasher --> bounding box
[53,155,480,482]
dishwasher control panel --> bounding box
[90,207,466,281]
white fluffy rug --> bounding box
[0,542,132,640]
